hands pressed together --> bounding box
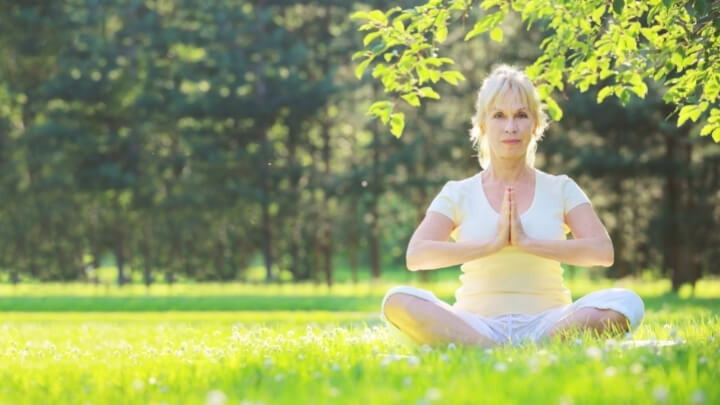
[492,187,532,252]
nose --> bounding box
[504,117,518,133]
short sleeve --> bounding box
[426,181,459,225]
[562,176,592,215]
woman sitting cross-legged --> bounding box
[381,65,644,348]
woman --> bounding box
[381,65,645,348]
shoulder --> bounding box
[440,173,480,196]
[534,169,580,189]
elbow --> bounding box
[405,251,419,271]
[601,239,614,267]
[405,244,422,271]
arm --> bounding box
[406,201,509,271]
[518,203,614,267]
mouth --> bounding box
[502,140,522,145]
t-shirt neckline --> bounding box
[476,168,538,218]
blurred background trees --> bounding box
[0,1,718,291]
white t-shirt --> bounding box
[425,167,592,316]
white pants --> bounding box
[381,286,645,346]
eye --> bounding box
[517,112,528,118]
[493,112,504,118]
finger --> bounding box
[501,187,510,215]
[509,187,515,220]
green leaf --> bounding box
[355,58,372,79]
[612,0,624,14]
[545,97,563,121]
[597,86,615,103]
[429,70,441,83]
[490,27,503,42]
[678,102,708,126]
[441,71,466,85]
[402,93,421,107]
[693,0,708,16]
[618,88,630,105]
[591,6,606,24]
[464,11,505,41]
[390,113,405,137]
[419,87,440,99]
[416,64,430,84]
[629,74,648,98]
[363,32,381,46]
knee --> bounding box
[610,288,645,325]
[383,293,420,324]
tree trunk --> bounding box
[369,123,381,280]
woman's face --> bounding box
[483,90,536,163]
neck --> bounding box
[484,160,532,184]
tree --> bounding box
[351,0,720,142]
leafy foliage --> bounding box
[352,0,720,140]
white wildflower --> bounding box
[585,346,602,360]
[132,380,144,391]
[630,363,643,374]
[690,389,705,404]
[407,355,420,367]
[421,344,432,353]
[493,362,507,372]
[425,388,442,401]
[558,394,573,405]
[447,343,456,350]
[698,356,708,365]
[403,376,412,386]
[603,366,617,377]
[652,386,669,403]
[206,389,227,405]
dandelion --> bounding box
[698,356,708,365]
[403,376,412,386]
[331,363,341,372]
[630,363,643,374]
[652,386,669,403]
[425,388,442,401]
[328,386,340,397]
[690,389,705,404]
[557,395,573,405]
[421,344,432,353]
[493,362,507,372]
[148,376,157,385]
[447,343,456,350]
[132,380,144,391]
[604,339,617,351]
[527,357,540,373]
[440,353,450,363]
[206,390,227,405]
[585,346,602,360]
[603,366,617,377]
[407,355,420,367]
[574,338,583,346]
[548,354,559,364]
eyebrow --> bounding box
[491,107,528,112]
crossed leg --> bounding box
[383,292,497,348]
[543,307,630,341]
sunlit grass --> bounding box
[1,278,718,403]
[0,310,718,404]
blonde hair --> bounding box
[469,64,549,169]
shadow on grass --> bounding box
[0,291,718,312]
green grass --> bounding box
[1,278,719,404]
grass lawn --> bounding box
[1,278,718,404]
